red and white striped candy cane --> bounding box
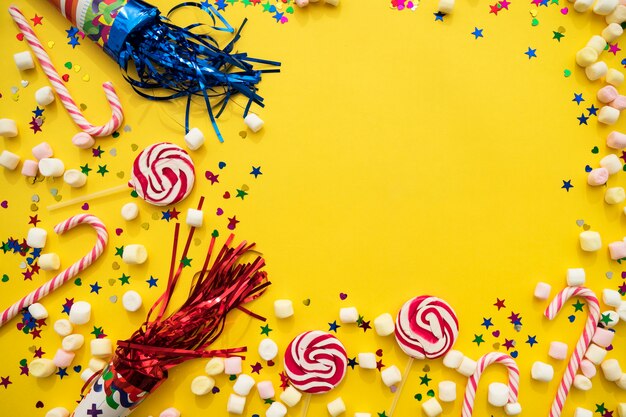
[0,214,108,328]
[8,6,123,137]
[544,286,600,417]
[461,352,520,417]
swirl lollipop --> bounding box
[48,142,195,210]
[389,296,459,416]
[284,331,348,416]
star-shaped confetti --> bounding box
[508,312,522,325]
[526,335,538,347]
[328,321,341,332]
[251,362,262,374]
[169,208,180,220]
[0,376,11,389]
[376,359,385,371]
[80,164,92,175]
[359,320,371,332]
[573,93,585,105]
[552,31,564,41]
[524,47,537,59]
[471,27,484,39]
[56,367,68,379]
[180,257,192,267]
[236,189,248,200]
[573,300,585,312]
[577,114,589,125]
[494,298,506,310]
[434,11,445,21]
[473,334,485,346]
[251,166,262,178]
[419,374,432,386]
[68,37,80,48]
[146,276,158,287]
[31,14,43,26]
[481,317,493,329]
[260,324,272,336]
[90,282,102,294]
[33,347,45,358]
[587,104,598,116]
[561,180,573,191]
[503,339,515,350]
[97,165,108,176]
[92,146,103,158]
[91,326,106,338]
[228,216,240,230]
[62,298,74,314]
[600,312,614,325]
[609,43,621,55]
[118,273,130,285]
[28,215,41,226]
[347,357,358,369]
[115,246,124,257]
[66,26,79,37]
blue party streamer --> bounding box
[103,0,280,142]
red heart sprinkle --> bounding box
[1,200,7,208]
[35,401,44,408]
[115,228,123,236]
[81,203,89,210]
[223,191,230,199]
[16,33,24,41]
[492,330,500,337]
[375,349,383,357]
[339,292,347,300]
[62,74,69,82]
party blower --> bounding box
[10,0,279,141]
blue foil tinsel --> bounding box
[104,0,280,142]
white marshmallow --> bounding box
[585,343,608,365]
[618,301,626,321]
[257,380,275,399]
[354,414,372,417]
[27,227,47,249]
[280,386,302,407]
[122,244,148,265]
[567,268,586,286]
[35,86,55,106]
[233,374,256,396]
[80,368,95,382]
[421,397,443,417]
[531,361,554,382]
[601,358,622,381]
[602,310,620,327]
[14,51,35,71]
[595,0,619,15]
[607,4,626,23]
[618,374,626,389]
[438,0,454,13]
[0,150,20,170]
[575,0,595,11]
[160,408,181,417]
[576,47,599,67]
[90,338,113,357]
[600,105,621,124]
[63,169,87,188]
[53,319,73,337]
[604,23,625,42]
[325,0,339,5]
[339,307,359,323]
[606,187,626,205]
[603,288,623,307]
[457,356,477,377]
[122,290,142,312]
[381,365,402,387]
[438,380,456,402]
[121,202,139,221]
[244,113,264,133]
[45,407,70,417]
[588,36,608,53]
[601,154,623,174]
[443,349,464,369]
[184,127,205,151]
[548,341,568,360]
[39,253,60,271]
[61,334,84,351]
[580,231,602,252]
[39,158,65,177]
[618,403,626,417]
[587,61,609,81]
[69,301,91,324]
[296,0,309,6]
[0,119,18,137]
[575,407,594,417]
[274,299,294,318]
[259,338,278,361]
[327,397,346,417]
[191,375,215,395]
[186,208,204,227]
[266,401,287,417]
[607,68,626,86]
[505,403,522,416]
[205,357,225,375]
[28,303,48,320]
[88,358,107,372]
[573,374,593,390]
[488,382,510,407]
[357,352,377,369]
[72,132,95,149]
[29,358,56,377]
[534,282,552,300]
[224,356,243,374]
[227,394,246,414]
[373,313,394,336]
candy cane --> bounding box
[544,286,600,417]
[8,6,123,137]
[0,214,108,327]
[461,352,520,417]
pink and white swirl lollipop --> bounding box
[284,330,348,394]
[129,142,195,206]
[395,295,459,359]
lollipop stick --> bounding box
[47,184,128,211]
[388,357,413,417]
[301,393,311,417]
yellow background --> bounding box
[0,0,624,416]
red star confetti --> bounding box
[31,14,43,26]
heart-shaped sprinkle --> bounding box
[531,18,539,26]
[74,278,82,286]
[1,274,8,283]
[50,188,58,196]
[511,351,519,358]
[493,342,500,349]
[218,161,226,169]
[212,230,219,238]
[141,223,150,230]
[108,279,116,286]
[64,62,72,69]
[116,171,124,179]
[19,359,27,366]
[81,203,89,210]
[212,386,220,394]
[19,262,26,269]
[223,191,230,199]
[591,146,599,154]
[241,184,249,191]
[492,330,500,337]
[576,219,584,227]
[151,212,161,220]
[54,195,62,202]
[564,69,571,77]
[21,80,29,88]
[239,131,247,139]
[568,315,576,322]
[82,74,90,82]
[194,238,201,246]
[376,349,383,357]
[32,194,40,202]
[10,86,18,94]
[123,125,132,132]
[216,208,224,216]
[62,74,69,82]
[35,401,44,408]
[73,365,82,373]
[229,375,236,381]
[267,360,275,367]
[112,131,120,138]
[606,271,613,279]
[131,144,138,151]
[28,345,36,352]
[0,201,7,209]
[47,41,54,48]
[74,65,81,72]
[30,203,38,211]
[583,224,590,231]
[109,295,117,303]
[561,6,568,14]
[585,165,592,172]
[16,33,24,41]
[339,292,347,300]
[80,103,87,111]
[426,389,435,397]
[112,261,120,270]
[302,299,310,306]
[286,5,294,12]
[422,365,430,372]
[110,148,117,156]
[414,393,422,401]
[115,228,123,236]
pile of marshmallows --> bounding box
[578,226,626,262]
[275,300,517,417]
[533,268,625,417]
